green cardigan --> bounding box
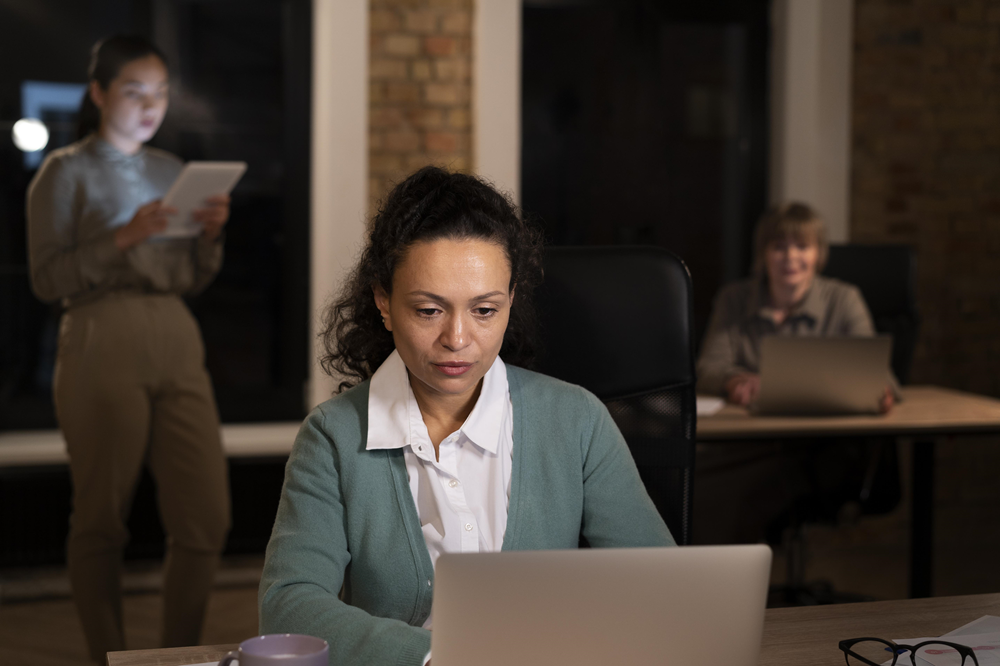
[258,365,675,666]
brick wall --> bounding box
[369,0,473,214]
[853,1,1000,565]
[365,0,1000,397]
[851,0,1000,396]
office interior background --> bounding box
[1,0,999,661]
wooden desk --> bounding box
[698,386,1000,440]
[107,643,233,666]
[697,385,1000,598]
[107,593,1000,666]
[759,592,1000,666]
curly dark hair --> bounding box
[321,166,545,392]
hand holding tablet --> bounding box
[153,161,247,239]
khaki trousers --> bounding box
[54,293,230,663]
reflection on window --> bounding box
[18,81,87,168]
[0,0,311,430]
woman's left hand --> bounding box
[192,194,230,241]
[880,386,895,414]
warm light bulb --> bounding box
[12,118,49,152]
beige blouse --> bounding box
[26,134,223,308]
[696,275,877,396]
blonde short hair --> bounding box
[752,202,828,277]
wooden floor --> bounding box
[0,586,259,666]
[3,437,998,665]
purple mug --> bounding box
[218,634,329,666]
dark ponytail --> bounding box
[76,35,168,140]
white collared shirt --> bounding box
[366,350,514,630]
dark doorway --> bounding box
[521,0,769,341]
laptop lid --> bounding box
[431,545,772,666]
[755,336,893,416]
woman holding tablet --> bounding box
[26,35,230,662]
[259,167,674,666]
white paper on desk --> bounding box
[893,632,1000,666]
[943,615,1000,637]
[696,396,725,416]
[889,637,941,666]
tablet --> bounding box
[154,161,247,239]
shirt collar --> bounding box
[796,280,827,321]
[460,355,508,454]
[366,350,411,451]
[747,276,825,324]
[87,133,145,166]
[365,350,508,454]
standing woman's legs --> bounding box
[145,296,230,648]
[54,298,152,662]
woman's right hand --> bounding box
[724,373,761,407]
[114,200,176,250]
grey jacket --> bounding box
[26,134,222,308]
[696,275,877,396]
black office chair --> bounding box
[770,244,920,604]
[825,244,920,384]
[822,243,920,519]
[535,246,697,545]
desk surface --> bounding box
[759,593,1000,665]
[697,385,1000,440]
[107,593,1000,666]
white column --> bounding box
[309,0,369,408]
[769,0,854,242]
[473,0,521,204]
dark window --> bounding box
[0,0,311,429]
[521,0,769,339]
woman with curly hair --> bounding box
[259,166,674,665]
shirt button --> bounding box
[465,523,473,532]
[449,479,459,488]
[427,579,432,587]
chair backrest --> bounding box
[535,246,697,544]
[823,244,920,384]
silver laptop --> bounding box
[431,545,772,666]
[755,335,893,415]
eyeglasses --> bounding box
[839,637,980,666]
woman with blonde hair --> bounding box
[698,202,887,407]
[694,202,891,544]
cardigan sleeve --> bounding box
[835,284,876,337]
[578,392,677,548]
[258,409,431,666]
[696,284,751,396]
[26,153,127,303]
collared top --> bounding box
[26,134,223,308]
[696,275,876,396]
[259,364,674,666]
[366,349,514,630]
